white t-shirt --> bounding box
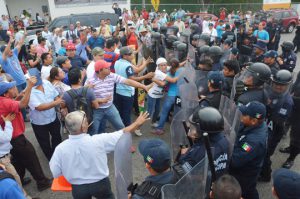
[86,61,95,80]
[203,28,217,42]
[148,69,167,98]
[41,65,53,80]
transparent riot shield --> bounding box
[161,155,209,199]
[195,69,209,96]
[114,133,133,199]
[219,95,241,155]
[188,44,196,67]
[165,48,175,62]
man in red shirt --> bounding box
[141,8,149,20]
[0,76,52,191]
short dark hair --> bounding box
[49,67,59,82]
[198,59,213,71]
[106,39,115,49]
[223,60,240,75]
[36,30,42,35]
[212,174,241,199]
[68,68,81,85]
[41,53,50,63]
[38,36,45,44]
[61,38,66,45]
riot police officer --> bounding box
[263,50,280,76]
[195,44,210,67]
[277,41,297,72]
[251,42,267,63]
[233,62,271,105]
[222,60,240,97]
[230,101,268,199]
[208,46,223,71]
[178,107,229,179]
[199,71,224,109]
[259,70,293,182]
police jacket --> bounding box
[266,93,293,131]
[199,90,222,109]
[179,133,229,179]
[279,52,297,72]
[222,76,234,97]
[132,171,174,199]
[251,53,264,63]
[237,88,269,105]
[268,62,280,76]
[230,122,268,177]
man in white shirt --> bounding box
[49,111,149,199]
[173,17,185,33]
[41,52,53,80]
[53,28,65,55]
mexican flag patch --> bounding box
[242,143,252,152]
[146,155,154,164]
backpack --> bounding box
[67,87,92,122]
[0,170,15,181]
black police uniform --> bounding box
[179,133,229,179]
[199,90,222,109]
[230,122,268,199]
[251,53,264,63]
[222,76,234,97]
[132,171,174,199]
[293,26,300,53]
[279,51,297,72]
[260,92,293,179]
[237,88,269,105]
[268,62,280,76]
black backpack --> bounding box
[67,87,92,122]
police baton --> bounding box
[203,132,216,182]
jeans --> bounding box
[31,117,62,161]
[114,93,134,126]
[92,105,125,135]
[147,95,161,121]
[72,177,114,199]
[157,96,176,129]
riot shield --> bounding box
[114,133,133,199]
[165,48,175,62]
[195,69,209,96]
[188,44,196,67]
[219,95,241,155]
[161,155,209,199]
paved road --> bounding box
[23,31,300,199]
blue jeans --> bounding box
[147,95,161,121]
[114,93,134,126]
[92,105,125,135]
[157,96,176,130]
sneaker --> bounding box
[282,159,294,169]
[37,178,51,192]
[279,146,290,154]
[151,129,165,135]
[151,123,159,128]
[134,129,142,136]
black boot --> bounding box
[279,146,290,154]
[282,159,294,169]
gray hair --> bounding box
[65,111,85,134]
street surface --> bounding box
[24,31,300,199]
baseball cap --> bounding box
[253,41,267,52]
[92,47,105,56]
[76,21,80,24]
[208,71,224,88]
[138,139,171,171]
[0,78,16,95]
[264,50,278,59]
[94,60,111,72]
[120,46,133,56]
[239,101,266,119]
[66,44,76,50]
[273,168,300,199]
[28,68,43,86]
[156,57,167,65]
[56,56,68,66]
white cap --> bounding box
[156,57,167,65]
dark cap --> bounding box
[225,24,231,30]
[264,50,278,58]
[56,56,68,66]
[138,139,171,170]
[239,101,266,119]
[253,41,267,52]
[208,71,224,88]
[120,46,133,56]
[0,78,16,95]
[224,39,232,46]
[231,47,239,55]
[273,168,300,199]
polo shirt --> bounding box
[49,130,123,185]
[28,80,59,125]
[86,73,125,108]
[0,170,25,199]
[0,121,13,157]
[0,97,24,139]
[0,48,26,86]
[87,36,105,50]
[114,59,135,97]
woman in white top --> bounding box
[48,67,71,96]
[203,23,218,46]
[147,58,178,127]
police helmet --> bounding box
[272,69,292,85]
[167,35,178,43]
[281,41,294,51]
[159,26,167,35]
[192,34,201,40]
[199,34,210,45]
[190,24,199,31]
[173,41,181,48]
[209,46,223,56]
[151,32,161,40]
[177,43,187,51]
[246,62,271,85]
[199,45,210,54]
[189,107,224,134]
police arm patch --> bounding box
[241,142,252,152]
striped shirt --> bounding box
[87,73,125,108]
